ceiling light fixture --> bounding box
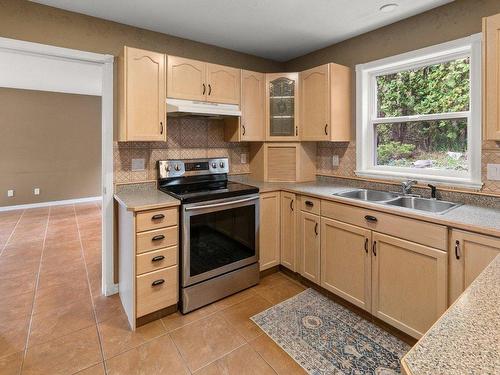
[379,3,398,13]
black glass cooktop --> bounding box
[158,175,258,204]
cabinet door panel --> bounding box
[280,192,296,271]
[259,192,280,270]
[372,232,447,339]
[484,13,500,140]
[124,47,166,141]
[449,229,500,304]
[299,212,320,283]
[206,63,241,104]
[321,218,371,311]
[241,70,265,141]
[167,56,206,101]
[300,64,329,141]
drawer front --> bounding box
[136,246,178,275]
[136,208,178,232]
[136,266,178,317]
[300,196,320,215]
[136,226,178,254]
[321,200,447,250]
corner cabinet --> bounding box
[449,229,500,304]
[266,73,300,141]
[483,13,500,140]
[119,46,166,141]
[280,192,296,271]
[300,63,351,141]
[259,192,281,270]
[167,56,240,104]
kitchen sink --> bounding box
[334,189,400,202]
[384,196,461,214]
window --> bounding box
[356,35,482,189]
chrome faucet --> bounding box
[401,180,417,195]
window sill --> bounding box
[355,169,483,190]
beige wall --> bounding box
[286,0,500,195]
[0,0,283,73]
[0,88,101,206]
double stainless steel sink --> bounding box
[333,188,461,214]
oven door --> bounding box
[182,194,259,287]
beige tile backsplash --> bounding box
[114,118,250,184]
[317,141,500,195]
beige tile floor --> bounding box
[0,203,307,375]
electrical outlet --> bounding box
[487,164,500,181]
[131,158,145,171]
[34,188,40,195]
[332,155,340,167]
[240,153,248,164]
[7,190,14,197]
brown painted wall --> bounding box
[285,0,500,71]
[0,88,101,206]
[0,0,283,73]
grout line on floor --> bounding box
[19,207,51,374]
[0,209,25,257]
[74,204,108,373]
[165,332,193,375]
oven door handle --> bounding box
[184,196,258,211]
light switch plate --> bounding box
[486,164,500,181]
[34,188,40,195]
[332,155,340,167]
[240,153,248,164]
[131,158,145,171]
[7,190,14,197]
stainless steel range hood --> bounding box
[166,98,241,118]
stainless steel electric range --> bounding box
[158,158,260,313]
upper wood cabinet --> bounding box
[449,229,500,304]
[300,63,351,141]
[483,13,500,140]
[280,192,296,271]
[167,56,206,101]
[259,191,281,271]
[321,218,371,312]
[167,56,240,104]
[206,63,241,104]
[225,70,265,142]
[119,46,166,142]
[371,232,447,339]
[266,73,300,141]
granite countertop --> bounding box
[114,183,180,212]
[230,176,500,237]
[402,254,500,375]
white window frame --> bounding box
[355,34,482,189]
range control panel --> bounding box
[158,158,229,179]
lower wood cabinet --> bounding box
[259,191,281,270]
[299,211,321,283]
[321,218,371,312]
[280,192,296,271]
[449,229,500,304]
[371,232,447,339]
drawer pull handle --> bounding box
[372,241,377,256]
[152,235,165,241]
[364,238,369,253]
[305,200,314,207]
[151,214,165,220]
[455,240,460,260]
[151,279,165,287]
[152,255,165,262]
[364,215,378,223]
[314,222,319,236]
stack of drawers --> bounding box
[135,207,179,317]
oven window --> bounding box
[189,205,256,277]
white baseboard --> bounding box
[0,196,102,212]
[103,282,119,297]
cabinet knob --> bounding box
[242,124,246,136]
[208,84,212,95]
[314,222,319,236]
[151,279,165,287]
[151,214,165,221]
[160,122,164,135]
[151,255,165,262]
[305,200,314,207]
[372,241,377,256]
[364,238,369,253]
[202,83,206,95]
[290,199,294,211]
[455,240,460,260]
[324,123,328,135]
[152,235,165,241]
[364,215,378,223]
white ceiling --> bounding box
[31,0,453,61]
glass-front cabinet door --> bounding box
[266,72,299,141]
